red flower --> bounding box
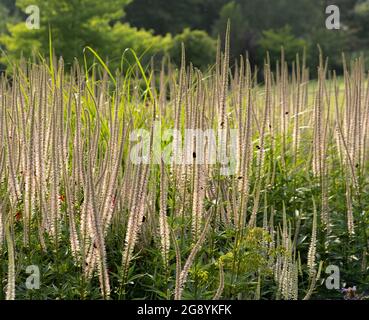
[15,211,22,221]
[59,194,65,202]
[111,195,116,209]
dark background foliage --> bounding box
[1,0,369,72]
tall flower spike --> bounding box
[175,210,214,300]
[5,217,15,300]
[307,199,317,274]
[159,159,170,269]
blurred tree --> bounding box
[213,1,257,65]
[0,0,21,71]
[308,28,351,73]
[124,0,227,35]
[169,28,216,69]
[351,0,369,45]
[1,0,366,75]
[0,4,9,34]
[213,0,364,72]
[214,0,324,65]
[0,0,18,15]
[109,23,171,70]
[306,0,358,72]
[258,26,307,64]
[0,0,21,34]
[0,0,131,65]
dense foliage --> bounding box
[0,0,369,301]
[0,32,369,299]
[1,0,369,71]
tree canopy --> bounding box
[0,0,368,72]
